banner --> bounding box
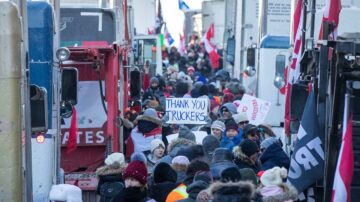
[236,94,271,125]
[166,98,208,124]
[287,92,325,193]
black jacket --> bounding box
[148,181,179,202]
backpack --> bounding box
[99,181,125,202]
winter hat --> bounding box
[175,82,190,97]
[225,118,238,131]
[130,152,147,164]
[232,113,249,124]
[187,66,195,73]
[260,137,279,151]
[260,166,288,187]
[123,161,148,185]
[177,145,205,161]
[178,126,196,142]
[136,108,161,125]
[211,181,255,202]
[150,77,159,85]
[220,103,237,116]
[239,168,258,186]
[222,93,235,104]
[221,167,242,182]
[150,139,165,153]
[211,120,225,132]
[202,135,220,158]
[153,162,177,184]
[196,189,212,202]
[239,139,259,157]
[186,160,210,177]
[199,85,209,97]
[105,152,125,166]
[172,155,190,166]
[194,171,213,184]
[212,148,233,162]
[49,184,82,202]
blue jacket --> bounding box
[220,129,243,152]
[259,143,290,171]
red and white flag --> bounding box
[331,114,354,202]
[319,0,342,40]
[202,23,220,69]
[284,0,303,135]
[179,34,187,56]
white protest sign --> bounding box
[236,94,271,125]
[166,131,208,144]
[166,98,208,125]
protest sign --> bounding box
[166,131,208,144]
[166,98,208,124]
[236,94,271,125]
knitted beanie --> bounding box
[260,167,288,187]
[123,161,148,185]
[240,139,259,157]
[211,120,225,132]
[150,139,165,153]
[225,118,238,131]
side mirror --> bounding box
[30,84,48,132]
[61,68,78,118]
[244,46,256,77]
[226,37,235,65]
[274,54,286,89]
[130,70,141,100]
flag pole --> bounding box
[343,81,352,135]
[301,0,308,56]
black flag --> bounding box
[287,91,325,193]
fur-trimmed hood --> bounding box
[233,146,256,166]
[210,181,256,201]
[167,138,196,155]
[96,164,126,176]
[136,113,162,125]
[259,183,298,202]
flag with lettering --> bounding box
[287,91,325,193]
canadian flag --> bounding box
[331,114,354,202]
[318,0,342,40]
[203,23,220,69]
[284,0,303,135]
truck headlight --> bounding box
[56,47,70,61]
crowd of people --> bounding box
[95,40,297,202]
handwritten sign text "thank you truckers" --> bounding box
[166,98,208,124]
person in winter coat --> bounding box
[233,139,260,173]
[202,135,220,163]
[148,162,179,202]
[210,148,237,180]
[220,118,242,152]
[166,160,210,202]
[211,120,225,141]
[121,161,154,202]
[218,103,238,120]
[143,77,166,107]
[177,172,213,202]
[259,137,290,171]
[146,139,166,173]
[259,167,298,202]
[96,153,127,202]
[126,108,162,158]
[171,155,190,183]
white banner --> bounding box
[236,94,271,125]
[166,98,208,125]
